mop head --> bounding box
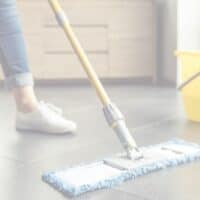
[42,139,200,197]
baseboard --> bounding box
[35,77,154,86]
[0,77,155,88]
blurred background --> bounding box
[0,1,200,200]
[0,0,183,86]
[0,0,199,87]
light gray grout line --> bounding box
[65,104,101,114]
[65,98,179,115]
[11,116,180,166]
[66,101,181,136]
[130,114,180,133]
[0,94,180,166]
[114,188,151,200]
[0,114,180,168]
[20,137,110,166]
[66,101,180,128]
[18,115,179,166]
[0,154,25,166]
[114,96,179,106]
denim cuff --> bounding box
[4,72,34,90]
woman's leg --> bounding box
[0,0,37,112]
[0,0,77,133]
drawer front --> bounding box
[108,1,154,38]
[17,2,44,34]
[44,3,109,27]
[109,38,154,77]
[43,26,108,53]
[0,67,3,80]
[12,0,156,80]
[24,35,44,78]
[42,53,108,79]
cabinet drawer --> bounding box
[17,1,45,34]
[24,34,109,79]
[108,1,154,38]
[44,4,108,26]
[24,35,44,78]
[0,67,3,80]
[43,26,108,52]
[109,38,154,77]
[14,0,156,80]
[41,53,108,79]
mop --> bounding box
[42,0,200,197]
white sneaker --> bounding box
[16,101,77,134]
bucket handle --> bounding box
[178,71,200,90]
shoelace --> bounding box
[40,101,63,116]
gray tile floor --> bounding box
[0,84,199,200]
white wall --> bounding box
[178,0,200,50]
[177,0,200,85]
[156,0,177,84]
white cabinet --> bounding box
[0,0,156,81]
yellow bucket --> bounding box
[176,51,200,122]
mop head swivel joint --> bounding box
[103,103,143,160]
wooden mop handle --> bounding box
[48,0,111,106]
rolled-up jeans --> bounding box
[0,0,33,90]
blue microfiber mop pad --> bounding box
[42,139,200,197]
